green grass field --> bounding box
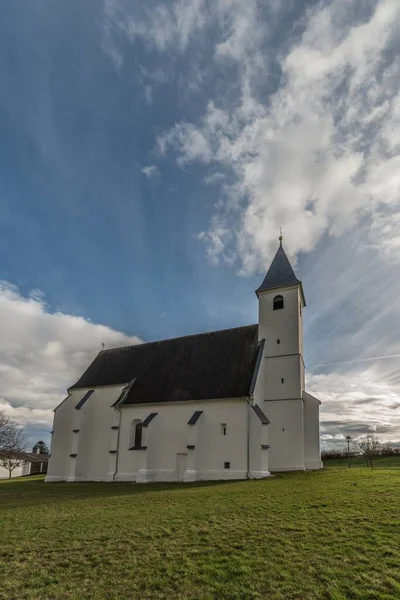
[1,469,399,600]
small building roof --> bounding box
[0,451,49,463]
[256,240,306,305]
[71,324,262,405]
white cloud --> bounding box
[155,0,400,274]
[100,0,400,448]
[139,66,170,105]
[0,282,140,431]
[141,164,160,179]
[158,121,214,166]
[369,211,400,260]
[103,0,208,67]
[307,364,400,447]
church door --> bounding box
[176,453,187,481]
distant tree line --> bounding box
[322,437,400,468]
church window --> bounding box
[281,378,284,384]
[129,419,143,449]
[224,462,230,469]
[273,295,284,310]
[221,423,227,435]
[299,302,302,317]
[277,339,280,344]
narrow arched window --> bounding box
[134,423,143,448]
[273,295,284,310]
[130,419,143,449]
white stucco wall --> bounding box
[303,391,322,469]
[258,286,303,354]
[47,395,74,480]
[264,355,303,400]
[248,406,269,478]
[0,464,23,479]
[117,398,250,482]
[47,385,126,482]
[47,384,320,481]
[264,399,305,471]
[250,345,270,478]
[47,388,271,483]
[0,461,47,478]
[75,387,122,481]
[21,462,30,476]
[258,285,305,402]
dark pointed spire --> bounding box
[256,236,305,304]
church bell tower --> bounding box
[256,236,307,470]
[256,235,306,400]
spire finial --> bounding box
[279,227,283,243]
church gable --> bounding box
[71,324,262,404]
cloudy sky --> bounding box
[0,0,399,450]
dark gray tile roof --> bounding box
[256,242,302,295]
[249,339,265,396]
[75,389,94,410]
[71,325,261,404]
[188,410,203,425]
[251,404,270,424]
[142,412,158,427]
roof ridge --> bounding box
[100,323,258,354]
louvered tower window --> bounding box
[273,295,284,310]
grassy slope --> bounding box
[0,470,399,600]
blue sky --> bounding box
[0,0,399,449]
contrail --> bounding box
[311,354,400,368]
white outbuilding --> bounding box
[46,239,322,483]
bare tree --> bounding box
[0,454,26,479]
[0,411,27,451]
[0,410,27,478]
[357,436,381,468]
[0,411,11,450]
[381,442,400,456]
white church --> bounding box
[46,238,322,483]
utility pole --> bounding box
[346,435,352,468]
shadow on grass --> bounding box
[0,474,266,509]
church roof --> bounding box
[256,240,305,303]
[71,324,262,404]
